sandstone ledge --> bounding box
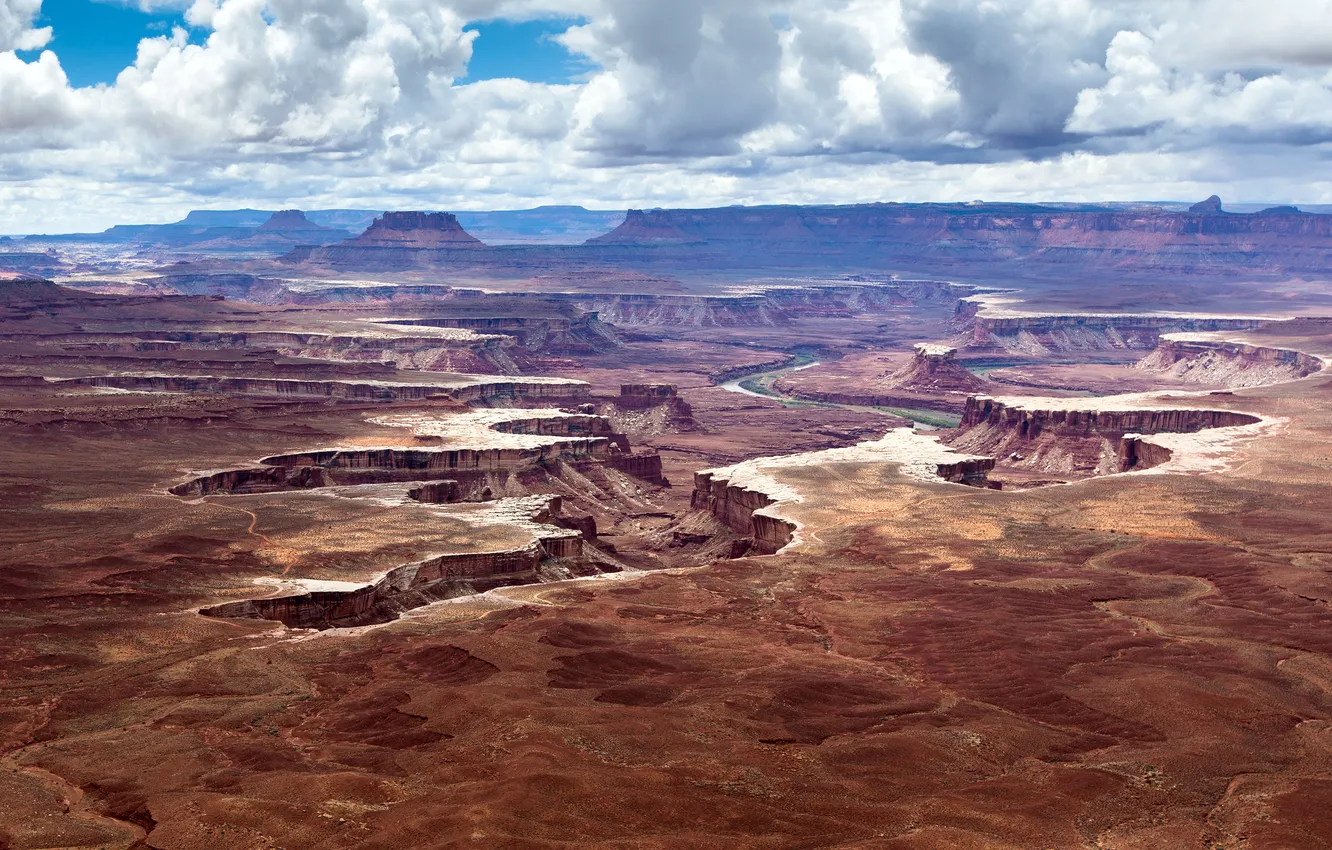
[692,428,995,555]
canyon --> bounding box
[3,200,1332,849]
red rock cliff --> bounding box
[342,211,485,248]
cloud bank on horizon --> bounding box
[2,0,1331,232]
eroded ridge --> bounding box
[948,394,1271,485]
[177,407,668,628]
[954,296,1274,355]
[171,407,663,497]
[52,372,587,404]
[1137,334,1326,387]
[199,495,588,629]
[692,428,995,555]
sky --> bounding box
[1,0,1332,233]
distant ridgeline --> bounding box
[23,206,627,250]
[15,196,1332,274]
[280,196,1332,276]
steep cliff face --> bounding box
[579,293,788,327]
[257,209,332,234]
[171,410,664,495]
[260,439,612,475]
[279,201,1332,275]
[772,344,988,415]
[187,210,347,252]
[1136,338,1324,387]
[957,302,1268,355]
[606,453,667,485]
[1118,435,1175,471]
[380,312,622,358]
[949,396,1263,480]
[343,211,485,248]
[58,373,588,404]
[20,324,523,375]
[691,429,995,554]
[59,374,457,402]
[170,465,328,497]
[552,281,966,328]
[959,396,1261,436]
[199,497,586,629]
[890,345,987,392]
[616,383,693,419]
[282,212,489,268]
[690,471,793,555]
[588,202,1332,273]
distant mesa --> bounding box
[1189,194,1225,213]
[587,209,700,244]
[1259,205,1302,215]
[344,211,485,248]
[257,209,337,234]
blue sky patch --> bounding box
[22,0,194,88]
[20,6,594,89]
[461,18,595,85]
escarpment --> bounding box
[958,396,1260,435]
[169,465,329,497]
[586,201,1332,274]
[171,409,665,496]
[1136,338,1324,387]
[955,302,1269,355]
[17,324,527,375]
[691,429,996,555]
[55,374,587,404]
[774,344,987,414]
[181,409,673,627]
[691,470,793,555]
[948,396,1264,481]
[374,312,620,358]
[199,496,589,629]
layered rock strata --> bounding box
[692,429,995,555]
[171,409,663,495]
[959,396,1260,437]
[1136,337,1325,387]
[956,301,1269,355]
[55,373,586,404]
[340,211,485,248]
[950,395,1266,478]
[15,324,525,375]
[372,313,621,359]
[588,201,1332,274]
[614,383,694,424]
[199,496,584,629]
[774,344,987,414]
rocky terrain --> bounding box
[4,212,1332,850]
[946,394,1268,484]
[774,344,990,414]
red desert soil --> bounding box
[1,281,1331,848]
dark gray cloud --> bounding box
[900,0,1115,151]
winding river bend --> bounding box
[719,356,961,428]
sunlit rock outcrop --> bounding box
[1136,336,1324,387]
[692,429,995,555]
[950,394,1268,480]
